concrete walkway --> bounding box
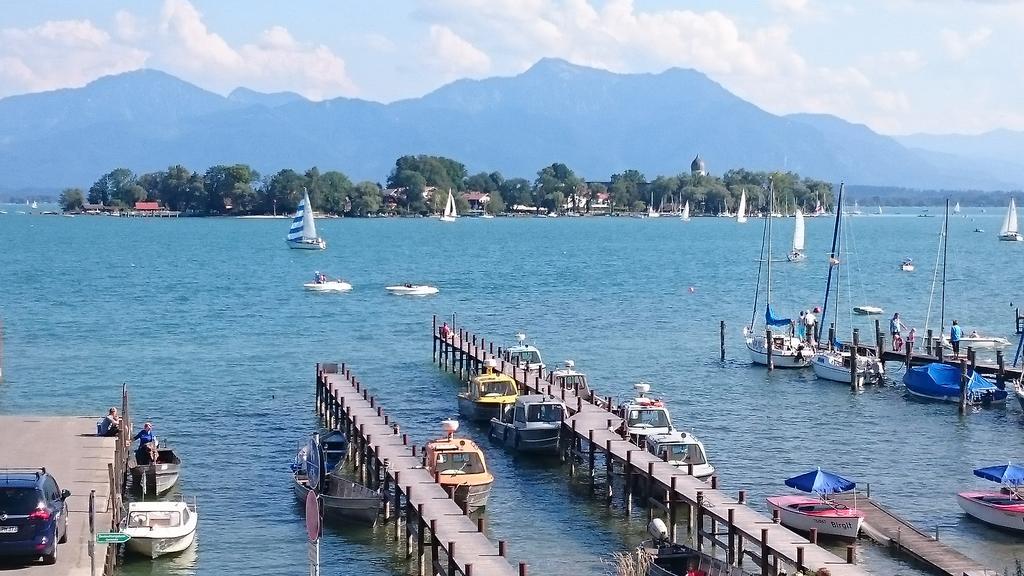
[0,416,116,576]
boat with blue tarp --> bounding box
[902,363,1007,404]
[957,463,1024,531]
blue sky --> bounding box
[1,0,1021,134]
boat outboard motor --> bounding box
[647,518,670,543]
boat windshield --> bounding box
[478,379,515,397]
[627,408,670,429]
[434,451,486,475]
[527,404,563,423]
[559,374,587,389]
[662,443,706,465]
[127,510,182,528]
[510,350,541,364]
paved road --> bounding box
[0,416,115,575]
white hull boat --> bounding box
[745,332,812,368]
[736,190,747,223]
[811,351,883,383]
[852,306,884,315]
[999,198,1022,241]
[679,201,690,221]
[385,285,439,296]
[787,210,805,261]
[304,280,352,292]
[940,335,1012,349]
[766,495,863,539]
[123,500,198,559]
[957,491,1024,531]
[440,189,458,222]
[286,189,326,250]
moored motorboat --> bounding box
[644,431,714,480]
[902,362,1007,404]
[550,360,598,403]
[639,519,748,576]
[488,395,565,454]
[939,333,1012,349]
[852,305,884,315]
[385,284,439,296]
[957,463,1024,531]
[615,383,673,446]
[291,432,380,524]
[457,360,519,422]
[766,468,863,539]
[425,420,493,511]
[129,446,182,496]
[811,348,883,384]
[502,333,545,371]
[123,499,198,559]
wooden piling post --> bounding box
[926,329,933,356]
[765,329,774,371]
[669,476,678,543]
[959,359,968,414]
[720,320,726,361]
[625,450,633,512]
[997,350,1006,389]
[432,315,437,361]
[727,508,736,565]
[760,528,770,576]
[851,328,860,390]
[905,334,913,368]
[828,323,835,351]
[588,430,596,485]
[605,440,614,504]
[646,462,655,521]
[695,491,704,552]
[875,319,883,353]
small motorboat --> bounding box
[638,519,747,576]
[489,395,565,454]
[385,284,439,296]
[550,360,596,402]
[974,228,985,233]
[292,432,380,524]
[457,360,519,422]
[957,463,1024,531]
[766,468,863,539]
[615,383,673,446]
[123,499,198,559]
[304,272,352,292]
[852,305,884,315]
[129,446,182,496]
[900,258,914,272]
[502,333,545,371]
[425,420,493,511]
[644,431,714,480]
[811,348,884,384]
[939,333,1013,349]
[903,362,1007,404]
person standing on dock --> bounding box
[803,308,817,345]
[950,320,963,359]
[890,313,905,350]
[797,310,807,341]
[439,322,452,340]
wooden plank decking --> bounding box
[434,323,871,576]
[833,493,997,576]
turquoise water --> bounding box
[1,209,1022,575]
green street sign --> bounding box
[96,532,131,544]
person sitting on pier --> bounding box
[439,322,452,340]
[97,407,121,437]
[133,422,158,465]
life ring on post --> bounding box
[893,335,904,351]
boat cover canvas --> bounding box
[765,305,792,327]
[974,463,1024,486]
[784,468,855,494]
[902,362,999,399]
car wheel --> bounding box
[58,524,67,544]
[43,542,57,565]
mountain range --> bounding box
[0,58,1019,194]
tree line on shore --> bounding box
[58,155,836,216]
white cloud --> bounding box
[114,10,144,43]
[0,19,149,96]
[768,0,810,13]
[426,25,491,78]
[940,27,992,61]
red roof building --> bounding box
[135,201,161,211]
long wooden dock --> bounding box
[833,492,997,576]
[433,319,870,576]
[315,363,521,576]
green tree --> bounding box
[320,171,353,215]
[204,164,258,214]
[390,170,427,213]
[609,169,646,212]
[88,168,135,206]
[535,163,581,212]
[348,181,382,216]
[499,178,532,208]
[59,188,85,212]
[465,171,503,193]
[485,190,505,214]
[262,169,307,214]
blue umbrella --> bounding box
[784,468,856,494]
[973,463,1024,486]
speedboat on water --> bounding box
[385,284,439,296]
[900,258,914,272]
[852,305,884,315]
[489,394,565,454]
[644,430,714,480]
[903,362,1007,404]
[304,280,352,292]
[425,420,493,511]
[550,360,596,401]
[766,468,863,539]
[122,499,198,559]
[957,463,1024,531]
[129,445,182,496]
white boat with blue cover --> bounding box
[903,363,1007,404]
[286,189,326,250]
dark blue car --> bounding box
[0,469,70,565]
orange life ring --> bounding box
[893,335,904,351]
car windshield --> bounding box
[527,404,563,423]
[663,443,707,465]
[434,451,485,475]
[0,488,41,514]
[479,380,515,396]
[627,408,670,428]
[510,350,541,364]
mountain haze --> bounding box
[0,59,1017,192]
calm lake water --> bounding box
[1,208,1022,576]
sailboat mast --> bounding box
[818,183,844,343]
[940,199,949,333]
[766,178,774,306]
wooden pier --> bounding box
[315,363,521,576]
[0,387,131,575]
[833,492,997,576]
[432,318,870,576]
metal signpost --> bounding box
[306,490,321,576]
[95,532,131,544]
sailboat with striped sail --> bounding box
[286,189,326,250]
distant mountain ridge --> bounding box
[0,59,1018,192]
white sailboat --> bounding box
[744,179,811,368]
[440,189,458,222]
[954,202,961,214]
[787,210,806,262]
[647,191,660,218]
[736,190,748,223]
[286,189,326,250]
[998,198,1022,241]
[877,204,883,215]
[680,201,690,222]
[849,200,862,215]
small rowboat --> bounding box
[766,468,864,539]
[957,463,1024,531]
